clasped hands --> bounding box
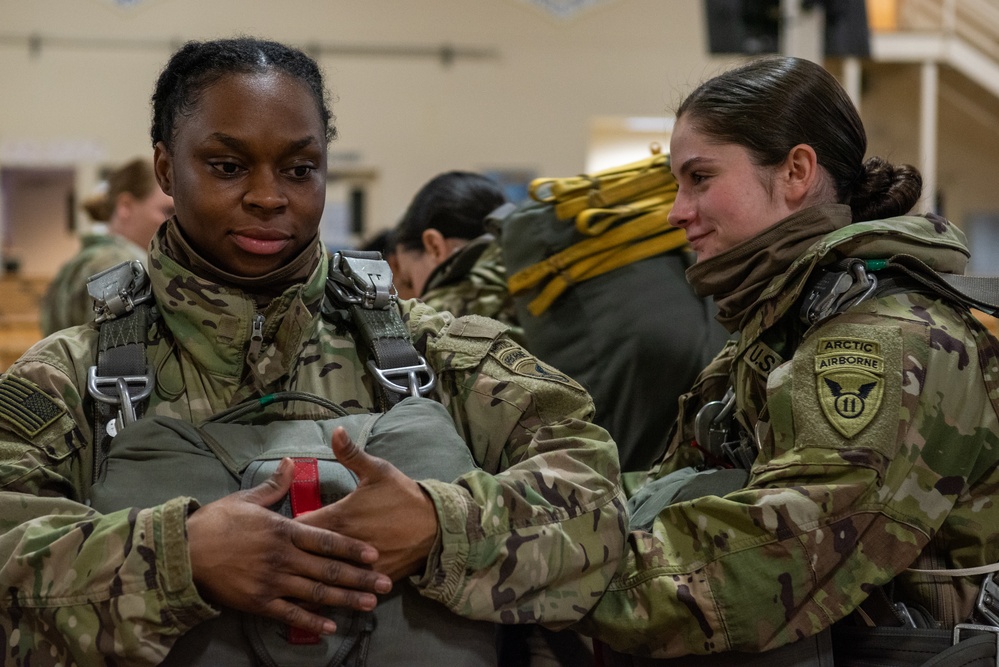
[186,427,440,636]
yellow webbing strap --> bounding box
[524,226,687,316]
[508,200,675,294]
[508,151,685,315]
[575,189,677,236]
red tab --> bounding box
[288,457,321,645]
[290,458,322,517]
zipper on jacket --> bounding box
[248,313,265,358]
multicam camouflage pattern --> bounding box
[0,223,626,666]
[579,211,999,658]
[39,232,147,336]
[420,234,524,342]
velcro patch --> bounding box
[744,340,783,378]
[815,337,883,438]
[491,340,581,389]
[0,375,66,438]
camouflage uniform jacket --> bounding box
[580,209,999,658]
[421,234,523,340]
[0,226,626,666]
[40,232,147,336]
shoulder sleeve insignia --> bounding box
[490,339,582,389]
[814,337,883,437]
[0,375,67,438]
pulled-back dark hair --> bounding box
[394,171,507,251]
[675,56,922,221]
[151,36,335,149]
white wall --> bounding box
[3,0,999,278]
[0,0,741,265]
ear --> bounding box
[153,141,174,196]
[781,143,820,208]
[420,228,450,262]
[114,192,137,222]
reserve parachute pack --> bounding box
[492,147,729,472]
[89,393,497,667]
[83,253,497,666]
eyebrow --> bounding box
[208,132,319,153]
[674,156,713,178]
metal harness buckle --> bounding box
[87,365,155,436]
[327,252,397,310]
[946,574,999,662]
[693,388,756,469]
[327,251,436,399]
[86,260,152,323]
[951,623,999,664]
[976,573,999,627]
[800,259,879,326]
[365,359,437,398]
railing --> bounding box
[886,0,999,62]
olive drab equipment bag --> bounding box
[89,394,498,667]
[83,252,498,666]
[492,148,729,472]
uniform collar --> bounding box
[687,204,851,333]
[149,223,328,389]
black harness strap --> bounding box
[85,261,154,484]
[888,253,999,316]
[325,250,436,411]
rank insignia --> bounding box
[815,337,884,438]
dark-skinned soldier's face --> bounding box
[154,70,328,277]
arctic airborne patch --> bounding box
[815,337,884,438]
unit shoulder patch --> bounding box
[815,337,884,438]
[491,340,581,389]
[0,375,67,438]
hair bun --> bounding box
[850,156,922,221]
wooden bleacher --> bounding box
[0,275,47,371]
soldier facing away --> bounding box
[40,157,174,336]
[0,37,626,666]
[391,170,522,337]
[577,56,999,666]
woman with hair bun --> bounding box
[580,56,999,666]
[40,157,173,335]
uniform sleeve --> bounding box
[402,304,627,628]
[578,306,997,658]
[0,350,216,666]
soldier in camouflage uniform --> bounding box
[0,37,626,666]
[577,56,999,665]
[393,171,522,339]
[40,157,174,335]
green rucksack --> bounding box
[493,150,730,472]
[89,394,499,667]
